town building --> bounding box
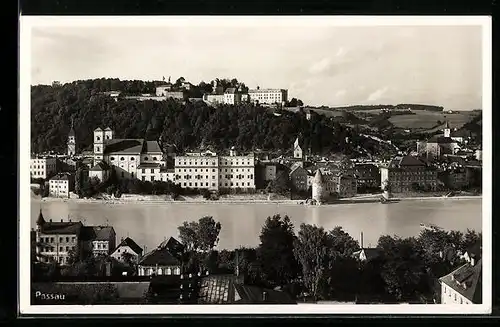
[35,211,118,265]
[379,155,438,193]
[156,79,173,95]
[67,119,76,156]
[92,127,166,180]
[354,163,381,190]
[248,88,288,106]
[88,160,111,183]
[439,257,482,304]
[48,172,75,198]
[35,211,82,265]
[438,167,469,190]
[81,225,116,257]
[223,87,243,105]
[255,162,277,189]
[174,149,255,192]
[416,122,460,161]
[111,237,144,264]
[138,237,184,277]
[289,165,309,192]
[30,157,58,179]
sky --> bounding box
[30,22,484,110]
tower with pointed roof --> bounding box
[67,118,76,156]
[443,119,451,138]
[36,208,45,232]
[312,169,325,205]
[293,136,303,160]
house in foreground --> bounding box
[137,237,184,277]
[439,256,482,304]
[111,237,144,264]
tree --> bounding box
[293,224,333,301]
[461,229,482,252]
[376,235,430,302]
[177,216,222,252]
[256,214,300,287]
[267,170,291,195]
[328,226,360,257]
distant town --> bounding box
[30,77,483,305]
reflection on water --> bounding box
[30,199,482,251]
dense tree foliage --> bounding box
[178,216,222,253]
[31,78,391,157]
[256,214,300,287]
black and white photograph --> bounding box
[19,16,491,315]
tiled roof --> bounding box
[143,141,163,153]
[115,237,143,255]
[138,163,162,169]
[159,237,185,258]
[428,135,455,144]
[233,284,296,304]
[40,221,83,235]
[439,259,482,303]
[198,274,237,304]
[103,139,144,154]
[90,161,111,172]
[79,226,115,241]
[139,239,182,266]
[50,173,73,181]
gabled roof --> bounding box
[104,127,113,131]
[40,221,83,235]
[439,259,482,303]
[79,226,115,241]
[428,135,456,144]
[68,128,76,136]
[139,238,183,266]
[94,127,103,132]
[90,161,111,172]
[103,139,144,154]
[114,237,143,255]
[142,141,163,153]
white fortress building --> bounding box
[248,88,288,106]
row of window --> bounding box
[40,236,76,243]
[177,168,252,173]
[139,267,181,276]
[176,160,253,166]
[177,174,254,180]
[181,182,253,188]
[110,156,159,161]
[40,245,75,252]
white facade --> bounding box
[441,284,472,304]
[138,265,181,277]
[248,88,288,105]
[203,94,225,105]
[293,138,303,159]
[49,176,73,198]
[111,245,142,264]
[174,151,255,191]
[67,133,76,156]
[30,158,57,179]
[156,84,173,96]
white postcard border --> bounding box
[19,15,492,315]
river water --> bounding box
[30,198,482,252]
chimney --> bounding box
[360,232,364,249]
[262,291,268,301]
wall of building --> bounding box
[111,245,142,264]
[36,232,78,265]
[30,158,58,179]
[441,284,472,304]
[49,179,72,198]
[138,265,181,276]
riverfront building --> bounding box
[48,172,75,198]
[174,148,256,192]
[380,155,438,193]
[30,157,58,179]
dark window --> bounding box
[150,169,154,173]
[144,157,149,161]
[120,157,125,161]
[131,157,135,161]
[110,157,115,161]
[153,157,157,160]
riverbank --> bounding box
[33,191,482,206]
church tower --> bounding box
[67,118,76,156]
[94,127,104,162]
[293,136,303,160]
[312,169,325,205]
[443,119,451,138]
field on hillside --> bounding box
[388,111,477,129]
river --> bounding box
[30,197,482,252]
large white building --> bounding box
[174,148,255,192]
[48,172,75,198]
[30,157,58,179]
[248,88,288,106]
[92,127,166,180]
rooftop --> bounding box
[139,237,184,266]
[115,237,143,255]
[427,135,456,144]
[439,259,482,303]
[103,139,144,154]
[49,172,74,181]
